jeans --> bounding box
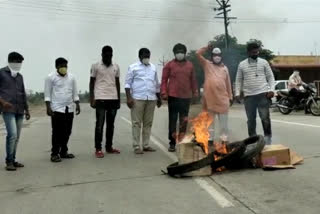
[208,111,229,141]
[244,93,272,145]
[168,97,191,146]
[131,100,156,149]
[2,113,24,163]
[51,112,74,156]
[95,100,118,150]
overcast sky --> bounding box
[0,0,319,92]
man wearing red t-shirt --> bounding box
[161,43,198,152]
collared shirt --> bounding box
[235,57,275,97]
[90,61,120,100]
[0,66,28,114]
[124,61,160,100]
[44,72,79,113]
[161,59,198,99]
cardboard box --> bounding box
[258,144,292,168]
[176,136,212,176]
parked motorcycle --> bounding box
[277,83,320,116]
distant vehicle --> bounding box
[272,80,289,104]
[277,83,320,116]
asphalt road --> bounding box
[0,104,319,214]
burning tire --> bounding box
[166,142,246,177]
[225,135,265,169]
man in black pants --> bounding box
[161,43,198,152]
[90,46,121,158]
[44,58,81,162]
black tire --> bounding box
[278,98,292,115]
[167,142,246,177]
[225,135,265,169]
[309,98,320,116]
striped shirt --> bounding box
[235,57,275,97]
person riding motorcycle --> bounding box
[288,70,306,107]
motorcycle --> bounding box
[277,83,320,116]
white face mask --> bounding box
[175,53,185,61]
[8,63,22,77]
[213,56,222,64]
[142,58,150,65]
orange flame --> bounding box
[191,112,213,154]
[214,142,229,172]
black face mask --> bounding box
[250,55,258,60]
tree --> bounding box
[187,34,275,90]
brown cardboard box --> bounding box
[258,145,293,168]
[176,136,212,176]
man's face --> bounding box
[102,52,113,66]
[248,48,260,59]
[140,53,151,65]
[56,63,68,76]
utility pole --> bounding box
[214,0,237,49]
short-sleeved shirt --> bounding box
[90,61,120,100]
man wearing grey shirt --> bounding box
[235,41,275,145]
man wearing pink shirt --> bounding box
[161,43,198,152]
[196,45,233,142]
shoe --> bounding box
[106,148,120,154]
[60,153,75,159]
[6,163,16,171]
[51,155,62,163]
[14,162,24,168]
[168,144,176,152]
[134,148,144,154]
[143,146,156,152]
[95,150,104,158]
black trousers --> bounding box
[95,100,118,150]
[168,96,191,146]
[51,111,74,156]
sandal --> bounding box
[134,148,144,154]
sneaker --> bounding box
[168,144,176,152]
[14,162,24,168]
[6,163,16,171]
[106,148,120,154]
[134,148,144,154]
[51,155,62,163]
[95,150,104,158]
[143,146,156,152]
[60,153,75,159]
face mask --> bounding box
[213,56,222,64]
[175,53,185,61]
[58,67,67,76]
[8,63,22,77]
[142,58,150,65]
[250,55,258,60]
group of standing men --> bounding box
[0,41,275,171]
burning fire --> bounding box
[191,112,213,154]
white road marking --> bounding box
[121,116,234,208]
[272,119,320,128]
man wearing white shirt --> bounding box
[125,48,162,154]
[44,58,81,162]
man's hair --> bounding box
[8,52,24,62]
[139,48,151,58]
[55,57,68,67]
[247,41,261,52]
[173,43,187,54]
[102,45,113,54]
